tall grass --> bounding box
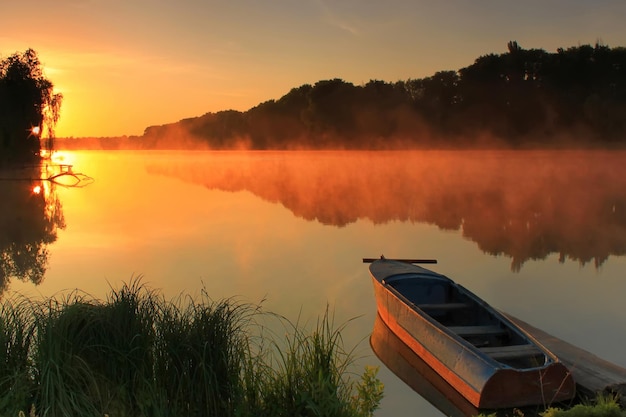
[0,296,36,414]
[0,281,383,417]
[250,309,376,417]
[32,283,158,416]
[149,291,254,416]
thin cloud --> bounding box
[328,17,360,36]
[315,0,360,36]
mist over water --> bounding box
[147,150,626,271]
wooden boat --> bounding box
[365,257,576,409]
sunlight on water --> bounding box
[4,150,626,417]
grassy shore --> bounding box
[478,394,626,417]
[541,394,625,417]
[0,280,383,417]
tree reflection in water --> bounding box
[0,164,66,293]
[147,150,626,271]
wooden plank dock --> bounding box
[506,314,626,406]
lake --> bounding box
[3,149,626,416]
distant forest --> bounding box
[60,42,626,150]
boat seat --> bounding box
[417,303,472,311]
[448,325,508,337]
[479,344,543,360]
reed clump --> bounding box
[243,309,384,417]
[477,393,625,417]
[0,280,383,417]
[541,394,626,417]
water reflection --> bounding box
[147,150,626,271]
[0,165,66,293]
[370,313,478,417]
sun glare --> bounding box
[32,185,42,194]
[51,151,75,166]
[31,126,41,136]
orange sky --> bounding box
[2,0,625,138]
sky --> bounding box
[2,0,626,138]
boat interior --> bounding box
[386,275,549,369]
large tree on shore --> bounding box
[0,49,62,165]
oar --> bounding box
[362,257,437,264]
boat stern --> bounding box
[479,362,576,409]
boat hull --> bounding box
[370,259,575,409]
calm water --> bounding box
[4,150,626,416]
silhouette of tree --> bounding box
[0,49,62,165]
[408,71,461,137]
[246,84,312,148]
[351,80,412,146]
[456,53,509,138]
[301,79,359,146]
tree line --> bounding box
[141,41,626,149]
